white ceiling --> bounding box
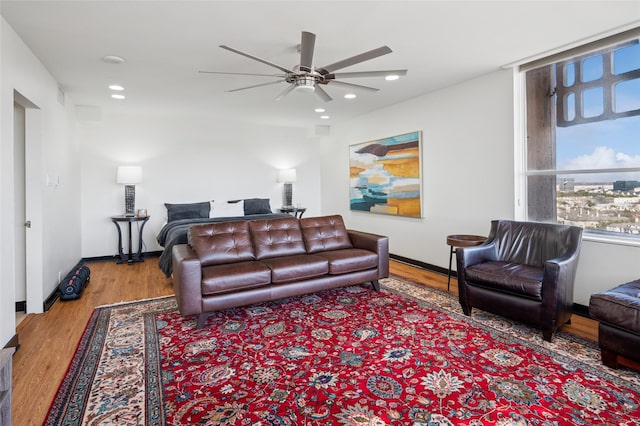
[2,1,639,128]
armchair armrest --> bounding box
[542,249,582,303]
[172,244,203,316]
[348,230,389,279]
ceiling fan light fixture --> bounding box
[294,75,316,93]
[344,93,357,99]
[385,74,400,81]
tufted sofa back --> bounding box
[300,215,353,253]
[248,216,306,260]
[188,215,355,264]
[489,220,583,267]
[188,220,255,267]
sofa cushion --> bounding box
[465,261,543,300]
[315,248,378,274]
[188,221,255,267]
[259,254,329,283]
[300,215,353,254]
[249,217,306,260]
[590,280,640,334]
[201,261,271,296]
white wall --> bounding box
[322,69,640,306]
[324,70,515,268]
[1,17,82,347]
[79,113,322,258]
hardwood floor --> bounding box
[12,258,600,425]
[12,260,174,426]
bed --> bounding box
[156,199,289,277]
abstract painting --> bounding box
[349,131,422,217]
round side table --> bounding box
[446,234,486,291]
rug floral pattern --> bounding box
[45,277,640,425]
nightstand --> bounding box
[279,206,306,219]
[111,215,150,265]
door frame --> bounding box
[14,90,44,314]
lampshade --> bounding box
[116,166,142,184]
[277,168,297,183]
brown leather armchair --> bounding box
[456,220,583,342]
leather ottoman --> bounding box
[589,279,640,369]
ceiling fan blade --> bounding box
[199,70,286,77]
[227,79,286,92]
[299,31,316,72]
[331,69,408,79]
[318,46,393,74]
[275,84,296,101]
[329,80,379,92]
[315,85,333,102]
[220,45,293,74]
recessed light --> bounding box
[385,75,400,81]
[320,115,330,119]
[314,108,325,113]
[111,94,126,100]
[109,84,124,91]
[344,93,356,99]
[102,55,126,64]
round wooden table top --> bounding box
[446,234,487,247]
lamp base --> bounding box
[124,185,136,216]
[283,183,293,207]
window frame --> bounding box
[516,28,640,247]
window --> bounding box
[524,35,640,240]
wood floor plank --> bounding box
[11,258,599,425]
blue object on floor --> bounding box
[58,264,91,300]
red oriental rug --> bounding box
[45,277,640,425]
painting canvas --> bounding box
[349,131,422,217]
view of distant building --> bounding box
[613,181,640,192]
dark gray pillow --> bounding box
[165,202,210,222]
[243,198,272,215]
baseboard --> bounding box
[4,334,19,352]
[390,253,592,319]
[44,286,59,312]
[573,303,590,319]
[15,301,26,312]
[390,253,450,277]
[81,250,162,263]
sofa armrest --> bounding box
[172,244,203,316]
[348,230,389,278]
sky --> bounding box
[555,41,640,177]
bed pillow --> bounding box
[243,198,272,215]
[165,201,210,222]
[210,200,245,218]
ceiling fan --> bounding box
[199,31,407,102]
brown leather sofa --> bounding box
[456,220,583,342]
[172,214,389,328]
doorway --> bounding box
[13,90,44,319]
[14,101,26,323]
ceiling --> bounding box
[2,1,639,128]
